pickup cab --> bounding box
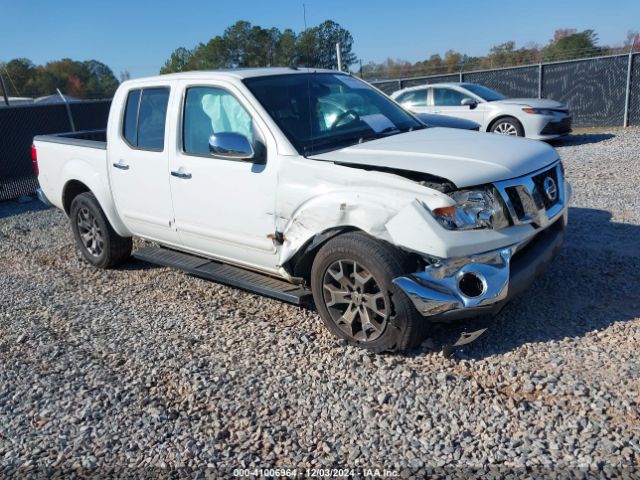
[33,68,571,352]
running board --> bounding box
[133,246,312,305]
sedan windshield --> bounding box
[461,83,507,102]
[243,73,424,155]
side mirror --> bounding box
[208,132,255,160]
[461,98,478,109]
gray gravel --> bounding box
[1,128,639,478]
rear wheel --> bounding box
[490,117,524,137]
[70,192,132,268]
[311,232,426,352]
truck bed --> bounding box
[34,129,110,214]
[34,129,107,149]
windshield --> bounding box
[461,83,507,102]
[243,73,423,155]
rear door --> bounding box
[108,84,180,245]
[395,88,429,113]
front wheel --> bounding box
[70,192,132,269]
[490,117,524,137]
[310,232,426,352]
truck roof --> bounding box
[122,67,341,86]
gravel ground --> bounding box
[1,128,639,478]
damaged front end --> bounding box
[393,214,566,321]
[393,247,513,317]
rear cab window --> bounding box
[122,87,170,150]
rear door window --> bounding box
[122,87,170,150]
[396,89,427,107]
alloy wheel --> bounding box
[493,122,519,136]
[76,207,104,257]
[322,259,390,342]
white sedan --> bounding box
[391,82,572,140]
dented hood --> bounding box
[308,127,559,188]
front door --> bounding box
[108,85,180,245]
[431,87,486,124]
[168,82,279,273]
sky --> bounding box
[1,0,638,78]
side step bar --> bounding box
[133,246,312,305]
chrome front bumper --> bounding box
[394,214,566,320]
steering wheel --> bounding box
[331,109,360,129]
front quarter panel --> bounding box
[275,157,455,266]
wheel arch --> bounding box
[487,115,525,136]
[284,226,362,283]
[60,175,131,238]
[62,180,91,215]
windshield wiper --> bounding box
[302,133,367,156]
[357,125,414,144]
[303,125,423,156]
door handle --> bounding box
[113,161,130,170]
[171,170,192,179]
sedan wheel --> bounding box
[493,121,519,136]
[490,117,524,137]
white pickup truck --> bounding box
[34,68,570,352]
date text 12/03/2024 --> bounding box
[232,468,399,477]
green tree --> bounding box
[0,57,119,98]
[160,47,193,74]
[543,29,601,61]
[297,20,357,70]
[84,60,119,98]
[2,58,35,96]
[159,19,357,74]
[275,29,297,66]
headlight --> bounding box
[522,107,556,115]
[431,188,509,230]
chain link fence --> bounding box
[371,53,640,128]
[0,100,111,201]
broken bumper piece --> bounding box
[393,217,565,320]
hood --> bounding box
[415,113,480,130]
[493,98,568,110]
[308,128,559,188]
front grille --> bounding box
[532,166,560,209]
[541,117,572,135]
[505,187,525,218]
[494,162,564,228]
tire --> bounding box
[490,117,524,137]
[69,192,132,269]
[310,231,426,353]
